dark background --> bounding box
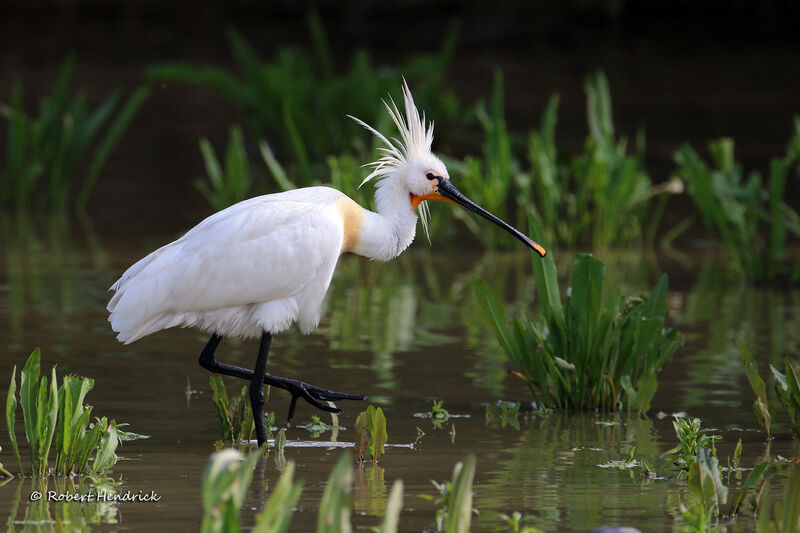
[2,0,799,238]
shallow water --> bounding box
[1,226,799,531]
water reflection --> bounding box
[0,212,108,351]
[476,413,671,531]
[674,262,800,423]
[353,463,387,518]
[4,476,119,531]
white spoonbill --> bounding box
[107,82,546,446]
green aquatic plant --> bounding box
[751,464,800,533]
[146,18,460,184]
[738,341,800,438]
[525,71,673,249]
[54,375,118,476]
[739,340,774,438]
[479,248,681,411]
[428,455,477,533]
[673,119,800,283]
[493,511,543,533]
[771,358,800,437]
[297,414,338,438]
[197,125,256,210]
[317,453,354,532]
[448,71,518,249]
[485,400,522,430]
[354,405,387,464]
[201,447,263,533]
[664,416,721,474]
[679,447,728,533]
[196,125,308,210]
[413,399,452,429]
[0,54,150,212]
[209,375,274,446]
[5,348,134,477]
[200,449,475,532]
[252,460,304,533]
[13,348,57,477]
[450,70,671,249]
[729,455,791,517]
[657,413,793,526]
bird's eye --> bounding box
[426,172,436,181]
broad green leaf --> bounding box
[92,420,119,473]
[635,373,658,414]
[366,406,388,464]
[696,447,728,509]
[201,446,263,533]
[353,410,370,460]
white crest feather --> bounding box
[349,80,435,242]
[348,79,435,188]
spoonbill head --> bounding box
[350,82,547,256]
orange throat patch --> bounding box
[410,192,456,210]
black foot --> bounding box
[197,333,367,433]
[267,375,367,425]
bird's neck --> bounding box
[352,178,417,261]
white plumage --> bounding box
[109,187,352,342]
[108,81,544,346]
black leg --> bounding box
[249,333,271,446]
[198,334,367,431]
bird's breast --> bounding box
[336,196,366,254]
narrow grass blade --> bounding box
[145,64,243,102]
[377,479,403,533]
[253,460,303,533]
[210,375,233,442]
[307,12,334,80]
[20,349,42,470]
[444,455,476,533]
[317,453,353,533]
[738,340,772,437]
[259,140,295,191]
[5,365,22,473]
[729,460,770,515]
[782,465,800,532]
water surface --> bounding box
[1,229,799,531]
